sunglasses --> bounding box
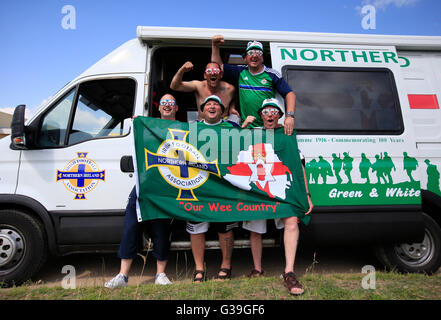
[205,68,221,75]
[159,99,176,107]
[246,50,263,57]
[261,107,280,116]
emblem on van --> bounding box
[56,152,106,199]
[145,129,220,201]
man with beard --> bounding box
[170,61,239,121]
[211,35,296,135]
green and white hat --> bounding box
[200,95,225,112]
[258,98,284,117]
[244,40,264,56]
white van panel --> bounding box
[75,39,147,81]
[16,135,134,211]
[398,52,441,196]
[270,42,421,207]
[15,73,146,211]
[0,138,20,194]
[399,52,441,143]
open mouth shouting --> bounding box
[261,106,281,129]
[206,106,219,117]
[202,100,223,123]
[205,66,221,86]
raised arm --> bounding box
[211,35,224,70]
[170,61,198,92]
[284,91,296,135]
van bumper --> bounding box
[300,205,425,246]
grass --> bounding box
[1,271,441,300]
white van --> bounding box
[1,26,441,286]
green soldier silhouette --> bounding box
[403,152,418,182]
[306,159,320,184]
[332,153,343,184]
[359,153,372,184]
[318,156,333,184]
[342,152,354,184]
[372,154,386,184]
[382,152,396,184]
[424,159,441,195]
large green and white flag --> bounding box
[133,117,310,224]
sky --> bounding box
[0,0,440,118]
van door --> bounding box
[270,42,422,209]
[16,76,143,244]
[398,52,441,198]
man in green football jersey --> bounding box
[187,95,240,283]
[211,35,296,135]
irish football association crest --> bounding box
[56,152,106,199]
[145,129,220,201]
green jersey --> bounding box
[224,64,293,127]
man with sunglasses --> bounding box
[187,95,240,283]
[242,98,313,295]
[170,61,239,121]
[211,35,296,135]
[105,94,178,289]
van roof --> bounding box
[137,26,441,51]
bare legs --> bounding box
[282,216,299,274]
[190,230,234,281]
[249,231,263,272]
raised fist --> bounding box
[212,34,224,47]
[181,61,194,72]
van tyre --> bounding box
[375,213,441,275]
[0,209,47,287]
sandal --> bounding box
[282,272,304,295]
[216,267,232,280]
[193,270,205,283]
[247,269,264,278]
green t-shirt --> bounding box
[224,64,293,127]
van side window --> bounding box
[36,78,136,148]
[38,89,75,147]
[283,67,404,134]
[68,79,135,144]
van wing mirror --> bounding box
[10,105,26,149]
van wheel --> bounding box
[0,209,47,287]
[375,213,441,274]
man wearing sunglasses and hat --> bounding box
[105,94,179,289]
[170,61,239,121]
[211,35,296,135]
[242,98,313,295]
[187,95,240,283]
